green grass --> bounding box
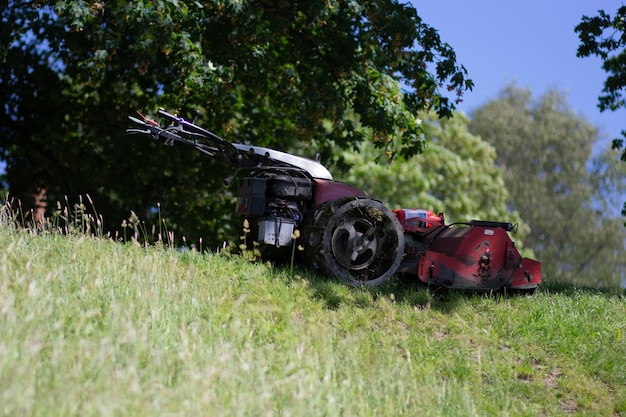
[1,224,625,417]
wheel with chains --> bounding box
[303,197,405,286]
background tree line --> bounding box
[576,5,626,219]
[1,1,624,286]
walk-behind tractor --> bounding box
[127,109,541,292]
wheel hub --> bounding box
[331,219,379,270]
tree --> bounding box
[329,111,532,257]
[1,0,472,245]
[332,112,527,226]
[469,85,626,286]
[575,6,626,219]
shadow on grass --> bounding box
[283,265,625,314]
[294,270,470,313]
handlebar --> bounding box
[156,109,217,139]
[126,109,240,164]
[125,109,334,180]
[469,220,517,232]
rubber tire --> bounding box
[304,197,405,287]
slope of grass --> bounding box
[1,226,625,417]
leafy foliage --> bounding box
[330,112,530,248]
[575,6,626,218]
[470,85,626,286]
[1,0,472,245]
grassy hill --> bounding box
[1,225,625,416]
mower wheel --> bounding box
[304,197,405,286]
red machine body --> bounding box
[395,214,541,292]
[393,208,444,233]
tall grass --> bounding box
[1,199,625,416]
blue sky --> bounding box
[412,0,624,148]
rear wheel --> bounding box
[304,197,405,286]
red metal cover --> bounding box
[417,224,541,291]
[312,179,367,207]
[393,208,443,234]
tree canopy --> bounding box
[333,112,527,226]
[470,85,626,286]
[1,0,472,244]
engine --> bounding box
[236,175,312,250]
